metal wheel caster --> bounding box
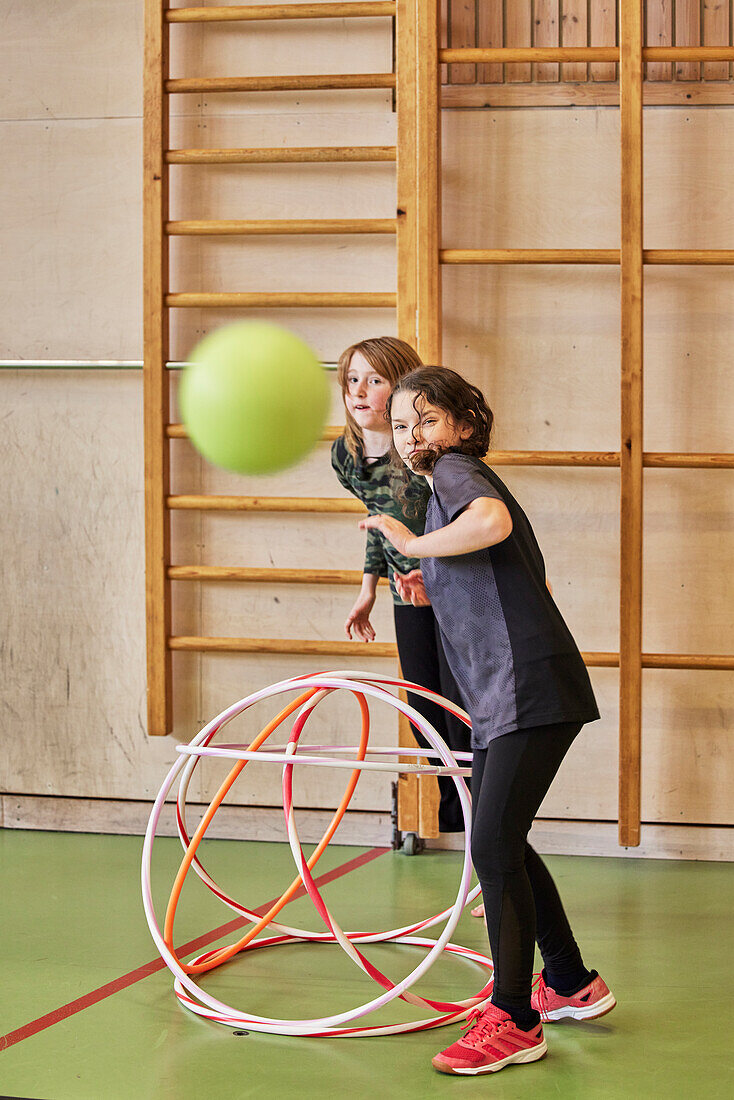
[401,832,425,856]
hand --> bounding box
[359,514,417,557]
[345,592,376,642]
[394,569,431,607]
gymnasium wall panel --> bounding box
[442,109,621,250]
[644,270,734,453]
[641,672,734,824]
[0,370,179,799]
[0,0,143,122]
[0,120,143,359]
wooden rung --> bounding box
[491,451,619,467]
[491,451,734,469]
[162,438,733,469]
[167,495,366,513]
[441,47,619,63]
[441,250,734,266]
[440,47,734,64]
[165,637,734,669]
[167,3,396,23]
[584,653,618,667]
[165,292,396,308]
[167,423,343,441]
[168,566,387,584]
[166,219,397,236]
[441,249,619,264]
[644,453,734,469]
[169,636,398,657]
[166,146,396,164]
[559,653,734,670]
[642,655,734,671]
[645,250,734,265]
[652,47,734,64]
[166,74,396,94]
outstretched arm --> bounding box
[359,496,513,558]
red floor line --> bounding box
[0,845,389,1052]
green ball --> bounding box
[179,322,329,475]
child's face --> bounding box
[390,390,473,470]
[343,352,392,434]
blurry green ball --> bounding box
[179,322,329,475]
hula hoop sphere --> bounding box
[142,672,492,1038]
[179,321,330,475]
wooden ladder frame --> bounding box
[144,1,734,848]
[432,0,734,846]
[143,0,440,836]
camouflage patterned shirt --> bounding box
[331,436,431,604]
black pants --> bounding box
[471,722,586,1015]
[393,604,471,832]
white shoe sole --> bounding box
[433,1039,547,1076]
[543,991,617,1022]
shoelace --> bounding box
[460,1006,507,1047]
[463,973,549,1041]
[531,973,550,1022]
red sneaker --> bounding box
[531,972,616,1022]
[432,1004,546,1076]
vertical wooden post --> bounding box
[394,0,440,840]
[675,0,701,81]
[447,0,476,85]
[143,0,172,736]
[476,0,503,84]
[505,1,532,83]
[702,0,730,82]
[561,0,588,82]
[590,1,617,83]
[396,0,417,348]
[619,0,644,846]
[416,0,441,364]
[646,0,673,82]
[534,0,560,84]
[395,0,420,835]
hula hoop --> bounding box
[142,672,491,1037]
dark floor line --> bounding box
[0,845,390,1052]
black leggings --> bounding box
[393,604,471,832]
[471,723,586,1016]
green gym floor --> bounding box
[2,830,732,1100]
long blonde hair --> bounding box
[336,336,423,458]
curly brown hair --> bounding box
[387,366,494,501]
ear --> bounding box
[458,418,474,441]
